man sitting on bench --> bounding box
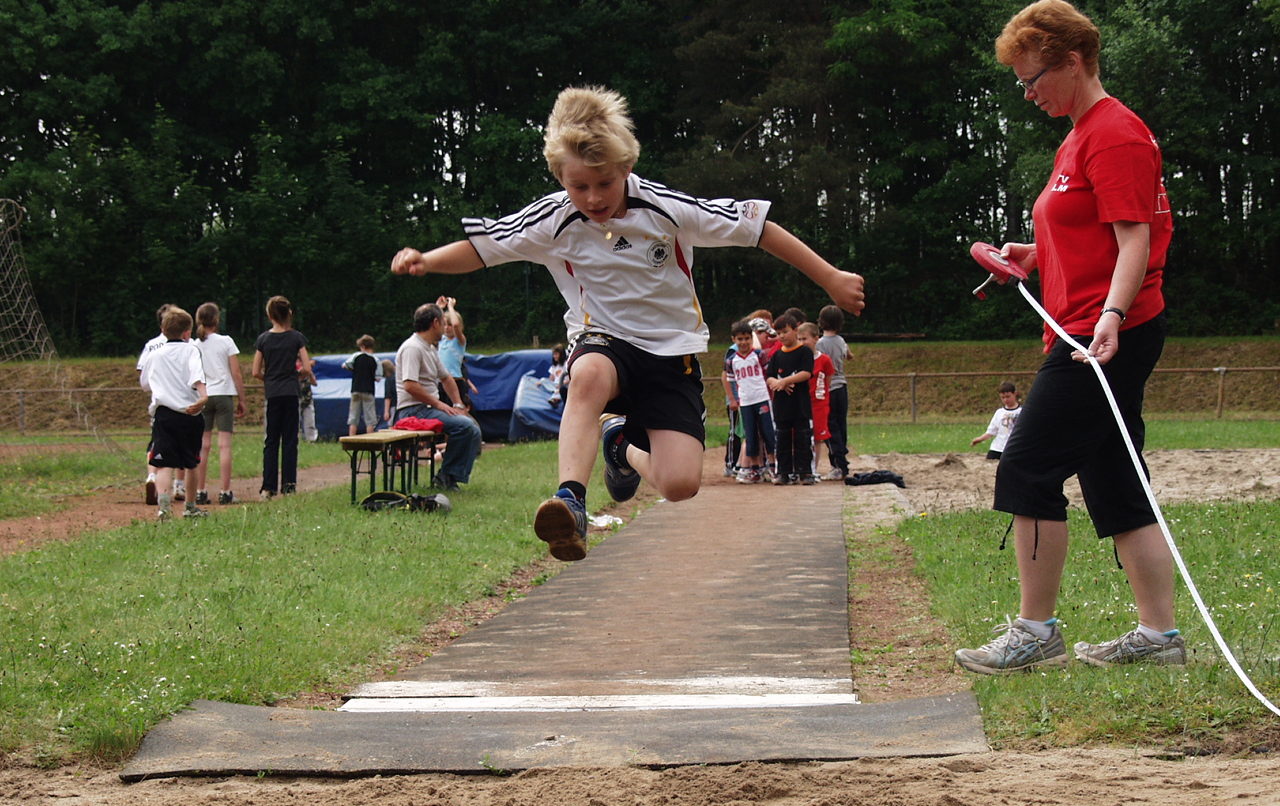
[391,303,482,492]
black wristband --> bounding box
[1101,306,1126,322]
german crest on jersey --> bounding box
[646,240,671,268]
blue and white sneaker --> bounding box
[955,617,1069,675]
[600,414,641,502]
[533,490,588,562]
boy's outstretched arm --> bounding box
[391,241,485,276]
[758,222,865,315]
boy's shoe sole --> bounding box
[533,497,587,562]
[600,414,641,502]
[145,480,158,506]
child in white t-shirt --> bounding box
[726,320,775,484]
[971,382,1022,460]
[193,302,246,505]
[139,307,208,520]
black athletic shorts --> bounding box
[994,314,1166,538]
[148,406,204,469]
[568,332,705,452]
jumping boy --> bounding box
[139,306,208,520]
[391,86,864,561]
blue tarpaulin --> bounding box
[310,348,560,442]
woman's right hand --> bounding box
[999,242,1037,274]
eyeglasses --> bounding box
[1015,66,1050,92]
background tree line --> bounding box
[2,0,1276,355]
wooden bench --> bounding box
[338,429,444,504]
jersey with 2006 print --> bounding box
[463,174,771,356]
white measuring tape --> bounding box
[1007,278,1279,717]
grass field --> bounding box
[0,421,1277,765]
[0,441,601,764]
[903,501,1280,748]
[0,434,337,520]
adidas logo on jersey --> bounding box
[612,236,633,253]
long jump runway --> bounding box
[123,474,985,779]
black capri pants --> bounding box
[994,313,1166,538]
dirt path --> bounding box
[2,448,1279,804]
[0,461,354,555]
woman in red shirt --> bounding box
[956,0,1182,675]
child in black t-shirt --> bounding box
[765,313,814,485]
[252,296,313,498]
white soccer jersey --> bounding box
[464,174,771,356]
[728,349,769,406]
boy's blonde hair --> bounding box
[797,321,821,339]
[543,86,640,179]
[161,307,193,340]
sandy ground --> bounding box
[3,448,1280,804]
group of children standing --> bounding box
[138,296,316,520]
[722,305,852,485]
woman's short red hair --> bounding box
[996,0,1101,75]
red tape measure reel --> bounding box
[969,241,1029,299]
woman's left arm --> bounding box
[1078,220,1150,365]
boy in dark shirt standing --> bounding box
[766,313,814,485]
[343,334,382,435]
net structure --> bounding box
[0,199,116,444]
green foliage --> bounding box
[906,500,1280,747]
[1,1,1277,353]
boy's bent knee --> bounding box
[653,473,701,502]
[662,483,699,502]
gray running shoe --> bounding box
[182,506,209,518]
[823,468,846,481]
[1074,630,1186,667]
[600,414,640,502]
[955,617,1069,675]
[533,492,588,562]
